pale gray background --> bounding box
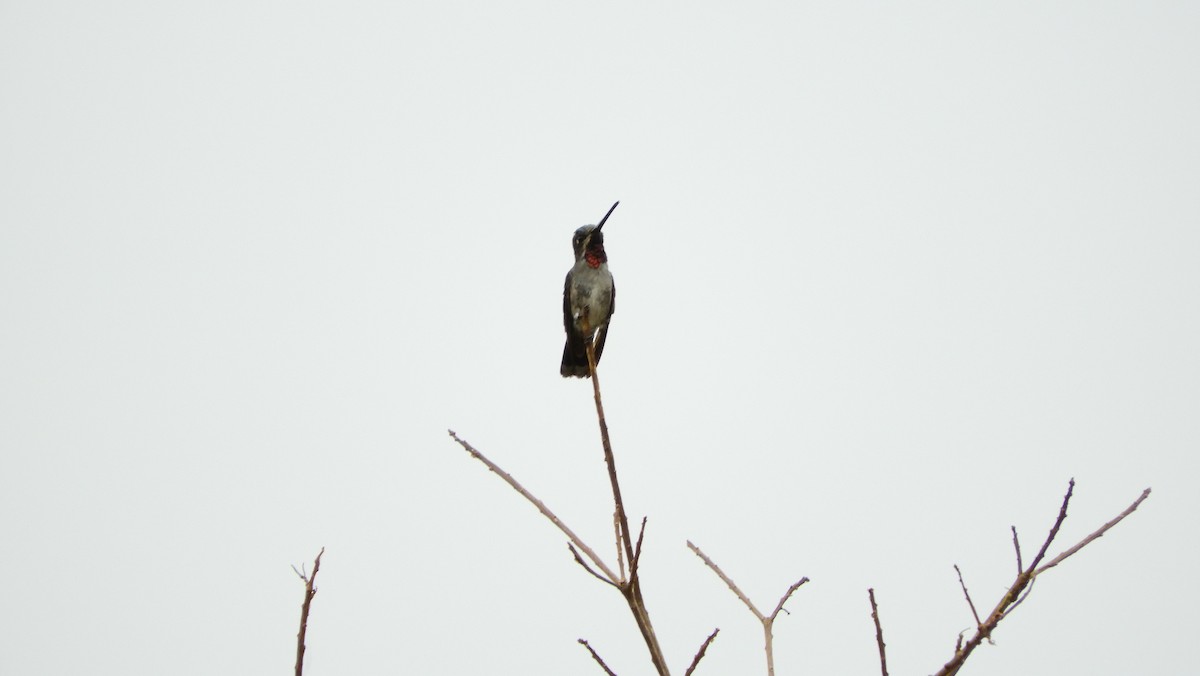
[2,2,1196,674]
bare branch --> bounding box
[768,577,810,621]
[294,547,324,676]
[953,565,984,629]
[684,628,721,676]
[1035,487,1152,576]
[687,540,765,619]
[868,588,889,676]
[578,639,618,676]
[447,429,618,583]
[997,576,1036,622]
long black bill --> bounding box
[594,201,620,233]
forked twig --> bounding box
[687,540,808,676]
[447,430,617,583]
[1034,487,1151,575]
[933,481,1151,676]
[997,576,1037,621]
[293,547,325,676]
[570,543,620,589]
[445,335,669,674]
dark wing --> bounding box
[592,280,614,362]
[561,273,589,376]
[562,273,573,333]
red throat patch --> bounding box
[584,251,605,268]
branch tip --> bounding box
[868,588,889,676]
[578,638,618,676]
[684,628,721,676]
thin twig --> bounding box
[578,639,618,676]
[768,577,810,621]
[953,565,983,628]
[687,541,765,619]
[1011,526,1023,575]
[587,342,636,570]
[632,517,648,576]
[570,543,620,589]
[1034,487,1152,576]
[614,510,627,583]
[447,429,617,583]
[684,628,721,676]
[1027,478,1075,571]
[294,547,324,676]
[868,588,889,676]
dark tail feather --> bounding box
[560,329,604,378]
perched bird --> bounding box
[561,201,619,378]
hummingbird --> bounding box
[561,201,619,378]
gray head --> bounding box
[571,201,619,261]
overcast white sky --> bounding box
[2,2,1197,674]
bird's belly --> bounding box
[570,278,612,331]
